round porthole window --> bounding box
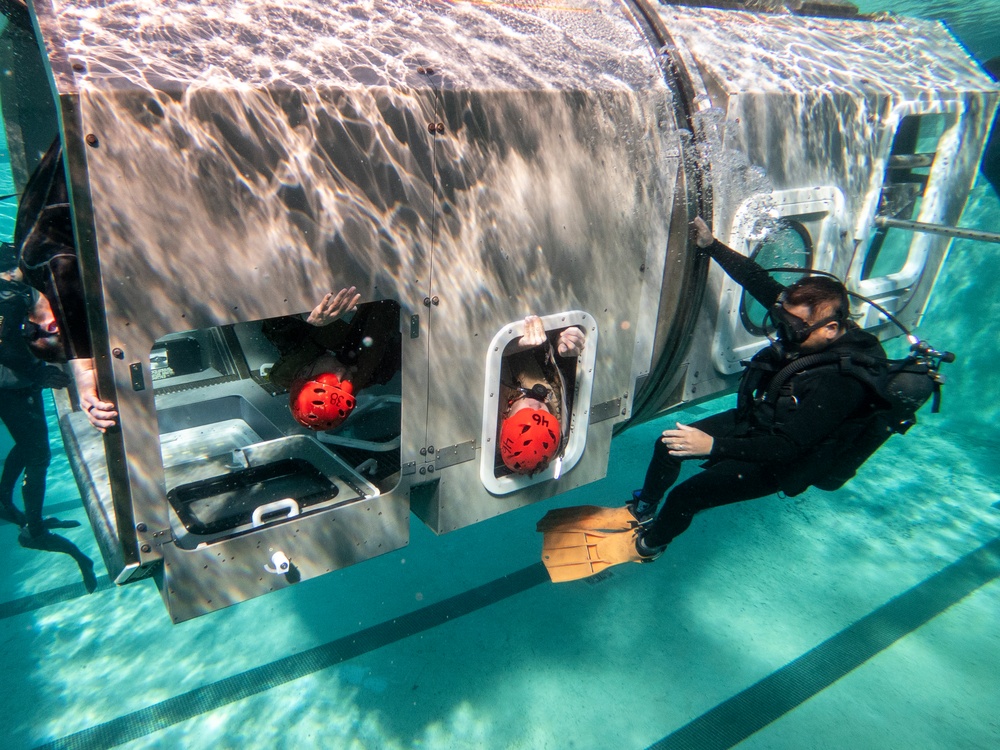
[740,220,813,336]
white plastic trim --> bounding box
[852,99,965,301]
[479,311,597,496]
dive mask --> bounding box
[21,320,59,342]
[767,302,839,347]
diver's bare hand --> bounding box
[691,216,714,248]
[519,315,547,348]
[557,326,585,357]
[307,287,360,326]
[661,422,713,457]
[70,358,118,433]
[81,393,119,433]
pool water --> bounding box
[1,2,999,748]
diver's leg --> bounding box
[2,392,79,530]
[0,394,39,527]
[0,390,52,536]
[7,391,95,591]
[0,443,28,527]
[638,460,780,552]
[21,462,50,537]
[628,437,683,522]
[0,444,27,500]
[629,410,739,522]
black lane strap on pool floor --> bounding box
[647,536,1000,750]
[32,536,1000,750]
[34,563,551,750]
[0,577,114,621]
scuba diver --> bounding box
[262,287,401,431]
[0,245,97,593]
[14,136,118,432]
[537,216,895,582]
[497,315,585,476]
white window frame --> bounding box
[850,100,964,304]
[712,187,847,375]
[480,311,597,495]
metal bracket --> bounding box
[129,362,146,391]
[435,440,476,470]
[590,398,622,424]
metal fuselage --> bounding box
[2,0,995,621]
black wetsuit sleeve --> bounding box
[15,138,93,360]
[709,372,868,464]
[705,239,785,307]
[44,254,92,360]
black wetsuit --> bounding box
[262,299,402,391]
[3,142,101,590]
[637,240,886,550]
[14,137,92,361]
[0,280,55,534]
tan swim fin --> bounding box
[535,505,638,533]
[541,528,647,582]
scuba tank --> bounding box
[765,340,953,492]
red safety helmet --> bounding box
[290,372,356,431]
[499,407,560,474]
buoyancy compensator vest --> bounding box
[762,340,953,494]
[739,264,956,495]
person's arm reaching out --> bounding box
[71,357,118,433]
[692,216,785,307]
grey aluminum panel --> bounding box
[28,0,689,617]
[159,494,408,623]
[646,6,999,409]
[659,8,991,95]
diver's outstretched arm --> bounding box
[690,216,784,306]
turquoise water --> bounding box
[2,2,1000,749]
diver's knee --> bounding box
[651,440,683,469]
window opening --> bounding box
[862,113,953,280]
[494,329,581,479]
[480,311,597,495]
[151,327,243,391]
[153,299,402,547]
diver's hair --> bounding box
[784,276,850,325]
